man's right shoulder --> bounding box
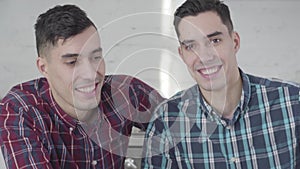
[0,77,49,110]
[155,84,199,116]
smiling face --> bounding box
[37,26,105,119]
[178,11,240,94]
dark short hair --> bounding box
[34,4,96,57]
[174,0,233,37]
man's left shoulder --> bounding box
[248,74,300,90]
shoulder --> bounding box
[0,78,49,113]
[155,85,199,117]
[247,73,300,93]
[248,73,299,88]
[0,78,53,134]
[245,74,300,107]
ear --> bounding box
[178,46,189,66]
[178,46,184,60]
[232,31,240,53]
[36,57,48,77]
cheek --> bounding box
[49,73,73,98]
[46,62,74,91]
[214,46,230,61]
[184,55,197,70]
[52,68,74,89]
[59,74,74,91]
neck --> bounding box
[201,75,242,120]
[76,108,99,124]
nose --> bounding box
[195,44,216,64]
[74,57,99,80]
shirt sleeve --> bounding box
[128,77,165,131]
[0,102,53,169]
[141,105,178,169]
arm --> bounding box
[141,106,178,169]
[0,102,53,169]
[128,77,165,131]
[104,75,164,130]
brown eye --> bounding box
[211,38,221,44]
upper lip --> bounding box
[76,83,97,89]
[195,65,222,76]
[195,64,222,71]
[75,84,97,93]
[74,79,101,91]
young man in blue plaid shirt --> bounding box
[142,0,300,168]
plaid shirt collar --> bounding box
[39,78,106,133]
[197,69,251,127]
[39,78,78,129]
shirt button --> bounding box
[230,157,238,163]
[92,160,97,166]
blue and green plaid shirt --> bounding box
[143,70,300,169]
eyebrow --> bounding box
[180,31,223,45]
[180,40,195,46]
[61,53,79,58]
[207,31,223,38]
[91,47,102,54]
[61,47,103,58]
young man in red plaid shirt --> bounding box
[0,4,163,169]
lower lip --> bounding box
[197,66,222,79]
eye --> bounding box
[91,56,103,63]
[210,38,221,44]
[183,43,196,51]
[93,56,102,60]
[185,44,193,50]
[66,59,77,65]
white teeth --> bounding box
[77,85,95,93]
[200,67,219,75]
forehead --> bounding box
[178,11,227,40]
[53,26,101,56]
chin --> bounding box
[197,81,225,91]
[75,100,99,111]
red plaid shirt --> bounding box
[0,75,163,169]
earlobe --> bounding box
[178,46,189,65]
[233,32,240,51]
[178,46,184,59]
[36,57,47,76]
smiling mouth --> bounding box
[197,65,222,77]
[75,83,99,94]
[76,85,95,93]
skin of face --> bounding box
[37,26,105,120]
[178,11,241,97]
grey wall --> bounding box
[1,0,300,99]
[0,0,300,168]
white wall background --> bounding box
[0,0,300,168]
